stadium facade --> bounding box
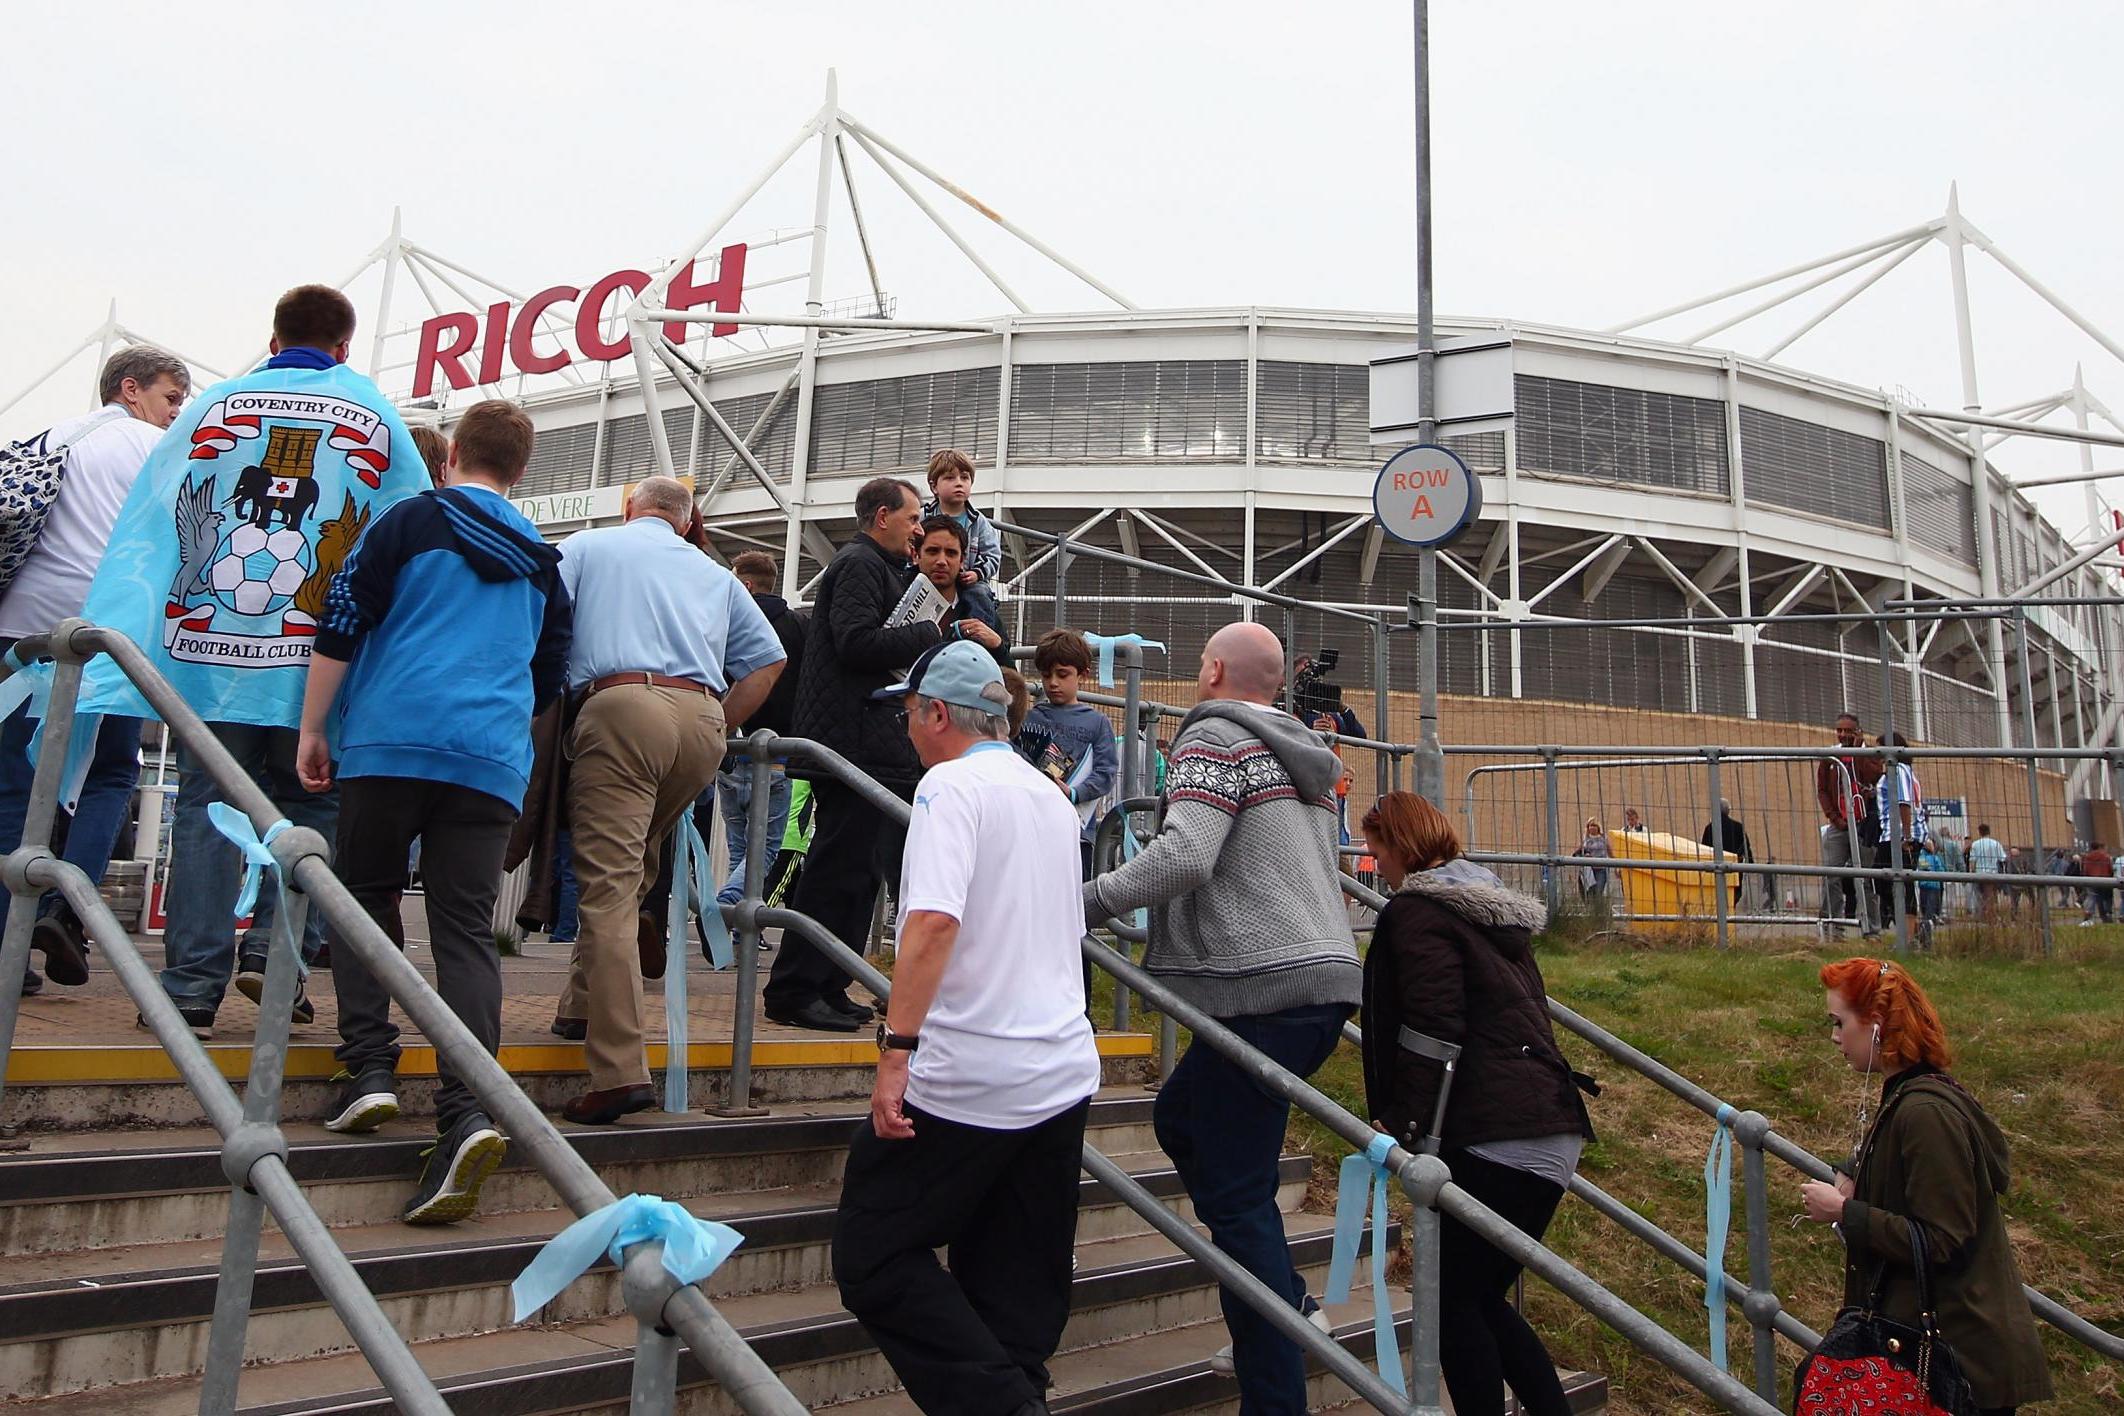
[488,306,2120,771]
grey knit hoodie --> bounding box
[1087,700,1360,1017]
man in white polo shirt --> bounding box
[1,346,190,997]
[832,639,1101,1416]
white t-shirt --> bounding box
[0,406,164,639]
[898,739,1102,1130]
[1874,763,1927,846]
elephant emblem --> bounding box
[227,425,324,531]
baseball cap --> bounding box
[874,639,1011,718]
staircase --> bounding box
[1,1064,1606,1413]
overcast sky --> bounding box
[5,1,2119,532]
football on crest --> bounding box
[207,523,313,618]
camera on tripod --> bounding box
[1290,647,1344,721]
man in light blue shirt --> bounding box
[549,476,785,1125]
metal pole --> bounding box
[630,1322,681,1414]
[367,212,402,381]
[2013,611,2055,955]
[1113,644,1143,1034]
[1541,747,1562,917]
[1877,620,1910,954]
[1412,0,1446,811]
[1409,1203,1444,1412]
[1373,614,1393,798]
[716,736,775,1117]
[199,891,309,1415]
[1707,749,1729,949]
[1739,1118,1778,1403]
[1053,532,1070,624]
[0,647,84,1128]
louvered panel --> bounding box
[1254,362,1503,469]
[1899,452,1975,565]
[808,367,999,477]
[698,389,798,484]
[1517,375,1729,496]
[517,422,597,498]
[1738,405,1889,529]
[1008,360,1245,462]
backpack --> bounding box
[0,409,127,601]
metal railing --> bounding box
[0,620,806,1416]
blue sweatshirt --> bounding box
[317,485,572,808]
[1017,700,1118,840]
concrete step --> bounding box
[0,1090,1167,1255]
[3,1037,1156,1132]
[0,1144,1313,1398]
[11,1212,1375,1414]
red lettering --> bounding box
[476,300,511,386]
[413,313,479,399]
[663,243,748,341]
[509,285,580,376]
[575,269,651,361]
[1411,494,1435,518]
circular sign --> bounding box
[1372,443,1482,548]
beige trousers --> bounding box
[560,684,724,1090]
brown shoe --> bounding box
[561,1083,657,1126]
[638,910,667,980]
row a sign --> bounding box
[1367,336,1514,549]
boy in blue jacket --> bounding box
[1017,628,1118,876]
[294,400,572,1225]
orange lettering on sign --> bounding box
[1411,494,1434,517]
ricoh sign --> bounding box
[413,243,748,398]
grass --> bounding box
[1283,921,2124,1414]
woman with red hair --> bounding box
[1358,791,1594,1416]
[1799,958,2052,1413]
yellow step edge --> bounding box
[6,1032,1155,1086]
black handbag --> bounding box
[1794,1221,1979,1415]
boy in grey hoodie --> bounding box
[1084,621,1358,1412]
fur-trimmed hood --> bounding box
[1393,858,1547,935]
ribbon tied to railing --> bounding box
[1325,1130,1406,1395]
[665,811,728,1115]
[206,803,304,980]
[1082,632,1165,687]
[510,1192,744,1324]
[0,644,105,813]
[1704,1101,1737,1372]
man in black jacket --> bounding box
[767,478,943,1031]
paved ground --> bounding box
[10,894,845,1052]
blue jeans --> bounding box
[550,826,581,942]
[715,765,791,907]
[0,696,145,921]
[159,723,336,1010]
[1153,1003,1348,1415]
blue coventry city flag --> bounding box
[75,357,426,726]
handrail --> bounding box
[0,622,807,1415]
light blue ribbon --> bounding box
[1082,632,1166,687]
[208,803,293,920]
[1325,1131,1406,1395]
[1704,1102,1736,1372]
[664,812,725,1115]
[510,1193,744,1323]
[1,646,104,813]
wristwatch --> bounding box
[876,1021,920,1052]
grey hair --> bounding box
[627,474,695,520]
[921,691,1010,740]
[1719,798,1732,814]
[98,345,190,405]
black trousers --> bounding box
[329,776,516,1133]
[1437,1148,1572,1416]
[833,1099,1090,1415]
[765,776,907,1013]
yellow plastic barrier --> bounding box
[1609,828,1741,932]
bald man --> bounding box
[550,476,786,1124]
[1086,620,1359,1412]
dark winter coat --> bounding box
[747,592,806,737]
[1838,1067,2054,1409]
[789,533,942,789]
[1360,859,1594,1152]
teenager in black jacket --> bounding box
[1359,791,1593,1416]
